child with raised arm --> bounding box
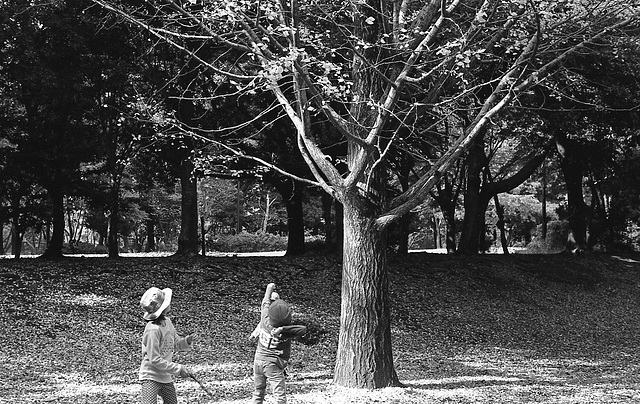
[139,287,193,404]
[250,283,307,404]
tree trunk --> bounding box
[145,218,156,252]
[200,216,206,256]
[262,192,270,233]
[284,188,305,256]
[11,194,22,258]
[396,215,410,255]
[459,140,550,254]
[555,133,587,252]
[443,206,457,254]
[334,196,400,388]
[236,179,243,234]
[395,154,413,255]
[541,162,548,240]
[493,194,509,254]
[458,138,485,254]
[42,187,64,258]
[175,157,200,256]
[431,214,441,249]
[432,179,459,254]
[266,174,306,256]
[107,202,120,258]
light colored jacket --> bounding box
[139,317,191,383]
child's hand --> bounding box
[250,328,260,339]
[186,334,194,345]
[179,366,192,378]
[271,327,283,337]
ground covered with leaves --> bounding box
[1,252,640,403]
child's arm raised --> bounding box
[251,283,277,339]
[263,283,276,302]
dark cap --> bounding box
[268,299,292,327]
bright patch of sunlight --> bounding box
[69,293,119,307]
[408,375,523,386]
[24,380,139,401]
[191,362,247,373]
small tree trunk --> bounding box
[555,133,587,252]
[541,162,548,240]
[42,187,65,258]
[266,174,306,256]
[493,195,509,254]
[145,218,156,252]
[200,216,206,256]
[333,197,400,388]
[107,209,120,258]
[395,214,410,255]
[236,178,243,234]
[283,185,305,256]
[432,214,440,249]
[11,195,22,258]
[444,207,457,254]
[458,138,485,255]
[0,223,4,255]
[175,158,200,256]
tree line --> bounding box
[2,0,640,389]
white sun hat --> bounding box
[140,287,172,321]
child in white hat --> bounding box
[139,287,193,404]
[249,283,307,404]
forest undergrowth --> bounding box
[1,252,640,403]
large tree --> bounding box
[95,0,640,388]
[1,0,106,258]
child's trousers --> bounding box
[141,380,177,404]
[251,359,287,404]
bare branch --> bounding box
[92,0,255,81]
[377,10,640,229]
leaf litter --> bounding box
[1,253,640,403]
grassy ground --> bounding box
[1,252,640,403]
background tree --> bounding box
[1,0,107,258]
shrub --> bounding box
[208,232,287,252]
[62,242,108,255]
[521,220,568,254]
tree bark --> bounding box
[541,162,548,240]
[284,189,305,256]
[334,195,400,388]
[175,157,200,256]
[493,194,509,254]
[458,138,486,254]
[200,216,206,256]
[107,198,120,258]
[10,194,22,258]
[555,133,588,252]
[459,141,550,254]
[41,186,64,258]
[432,177,460,254]
[145,217,156,252]
[267,174,305,256]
